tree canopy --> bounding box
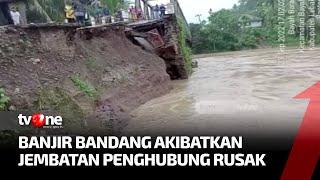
[190,0,320,54]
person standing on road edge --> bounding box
[65,3,75,23]
[10,7,20,25]
[129,6,137,22]
[160,4,166,18]
[154,4,160,19]
[94,4,103,24]
[136,6,143,20]
[73,0,85,25]
[103,6,110,23]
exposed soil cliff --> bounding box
[0,24,171,134]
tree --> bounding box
[27,0,65,23]
[100,0,130,14]
[189,0,320,54]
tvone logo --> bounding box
[18,113,63,128]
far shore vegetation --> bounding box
[190,0,320,54]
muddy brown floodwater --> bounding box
[123,48,320,144]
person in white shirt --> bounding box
[10,8,20,25]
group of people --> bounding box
[65,0,114,25]
[153,4,166,19]
[92,4,111,24]
[128,4,166,22]
[128,6,143,21]
[1,0,169,26]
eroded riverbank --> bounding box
[0,25,171,133]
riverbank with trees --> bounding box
[190,0,320,54]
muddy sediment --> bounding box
[0,25,171,133]
[124,48,320,148]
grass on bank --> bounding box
[0,88,10,111]
[70,76,97,98]
[177,17,193,75]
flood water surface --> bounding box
[123,49,320,140]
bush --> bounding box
[70,76,97,98]
[0,88,10,111]
[177,18,193,75]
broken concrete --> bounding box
[127,15,189,80]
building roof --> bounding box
[238,14,262,22]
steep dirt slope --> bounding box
[0,24,171,134]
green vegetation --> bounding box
[27,0,65,23]
[177,18,193,75]
[38,88,85,130]
[100,0,130,14]
[0,88,10,111]
[190,0,320,54]
[71,76,97,98]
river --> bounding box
[123,48,320,144]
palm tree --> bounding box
[30,0,52,21]
[25,0,65,23]
[32,0,65,21]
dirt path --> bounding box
[123,48,320,143]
